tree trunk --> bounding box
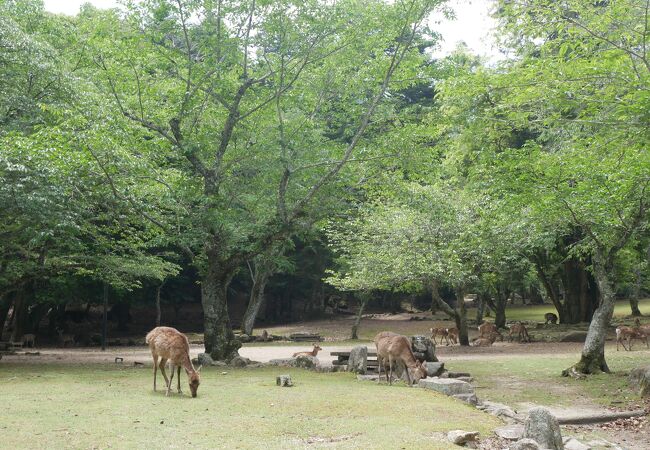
[0,294,11,338]
[102,283,108,351]
[494,287,509,329]
[155,283,163,326]
[351,294,369,340]
[241,269,270,336]
[475,293,485,324]
[566,260,615,375]
[455,287,469,346]
[630,267,642,316]
[10,289,27,342]
[202,258,241,361]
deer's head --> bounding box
[313,344,322,353]
[189,366,201,398]
[411,361,428,384]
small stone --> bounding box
[229,356,251,367]
[564,437,591,450]
[522,407,563,450]
[478,401,519,420]
[418,377,474,396]
[456,376,474,383]
[447,430,479,446]
[447,371,472,378]
[276,375,293,387]
[494,424,524,440]
[357,374,379,382]
[512,438,541,450]
[196,353,214,366]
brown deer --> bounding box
[146,326,201,397]
[633,318,650,348]
[22,334,36,348]
[446,327,459,345]
[471,332,499,347]
[616,322,648,351]
[292,344,322,357]
[430,327,449,345]
[508,322,531,343]
[544,312,558,324]
[374,332,427,385]
[478,322,504,341]
[57,328,75,347]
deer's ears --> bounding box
[197,365,203,373]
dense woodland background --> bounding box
[1,0,648,374]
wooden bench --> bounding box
[289,333,323,342]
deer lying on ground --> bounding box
[430,327,449,345]
[471,332,499,347]
[616,320,650,351]
[478,322,503,341]
[544,312,558,324]
[292,344,322,358]
[146,326,201,397]
[22,334,36,348]
[374,332,427,385]
[57,328,75,347]
[508,322,531,343]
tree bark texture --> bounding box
[455,287,470,346]
[202,256,241,361]
[351,294,369,340]
[241,267,270,336]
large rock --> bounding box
[418,377,474,396]
[424,362,445,377]
[268,356,317,369]
[560,331,588,342]
[494,424,524,441]
[347,346,367,374]
[522,407,563,450]
[453,393,479,406]
[629,365,650,396]
[276,375,293,387]
[229,356,251,367]
[512,438,541,450]
[411,335,438,362]
[447,430,479,446]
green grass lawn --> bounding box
[449,345,650,409]
[0,364,500,449]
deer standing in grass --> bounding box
[616,322,648,351]
[430,327,449,345]
[57,328,75,347]
[446,327,459,345]
[146,326,201,397]
[292,344,322,357]
[374,332,427,385]
[22,334,36,348]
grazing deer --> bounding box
[22,334,36,348]
[478,322,503,341]
[508,322,531,343]
[615,325,646,351]
[57,328,75,348]
[146,326,201,397]
[430,327,449,345]
[374,332,427,385]
[292,344,322,358]
[544,313,558,324]
[471,332,499,347]
[446,327,459,345]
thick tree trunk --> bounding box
[455,287,469,346]
[351,294,369,340]
[0,295,11,338]
[202,258,241,361]
[566,260,615,375]
[494,287,509,329]
[241,269,270,336]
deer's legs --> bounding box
[166,363,175,397]
[159,358,170,389]
[152,354,159,391]
[177,365,182,394]
[376,354,381,384]
[388,355,393,386]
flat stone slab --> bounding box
[478,401,521,421]
[453,393,479,406]
[494,424,524,440]
[447,430,479,445]
[563,437,591,450]
[418,377,474,396]
[556,409,646,425]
